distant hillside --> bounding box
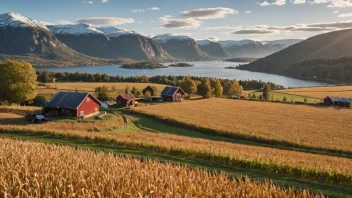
[153,34,211,61]
[219,39,302,58]
[239,29,352,83]
[196,39,229,58]
[0,13,112,67]
[49,25,173,62]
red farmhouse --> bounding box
[43,92,101,118]
[161,86,185,102]
[116,93,136,106]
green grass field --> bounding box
[248,91,321,103]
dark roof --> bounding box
[44,92,101,109]
[326,96,342,102]
[161,86,185,96]
[117,93,135,100]
[325,96,352,103]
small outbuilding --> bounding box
[142,86,156,96]
[116,93,136,107]
[44,92,101,118]
[323,96,351,107]
[161,86,185,102]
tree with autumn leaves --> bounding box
[0,60,37,104]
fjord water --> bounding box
[36,61,327,88]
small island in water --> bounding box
[224,66,239,69]
[168,63,194,67]
[224,58,258,63]
[121,62,168,69]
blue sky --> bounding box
[2,0,352,41]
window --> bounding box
[80,111,84,116]
[95,108,98,112]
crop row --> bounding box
[0,125,351,185]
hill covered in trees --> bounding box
[239,29,352,83]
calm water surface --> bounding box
[36,61,328,88]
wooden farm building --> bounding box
[142,86,156,96]
[323,96,351,107]
[43,92,101,118]
[161,86,185,102]
[116,93,136,107]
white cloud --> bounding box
[88,1,93,4]
[244,11,252,13]
[220,20,352,35]
[291,0,306,4]
[259,0,286,6]
[131,9,145,13]
[333,11,339,14]
[101,0,108,3]
[338,13,352,17]
[182,7,238,20]
[159,17,201,29]
[308,0,352,8]
[75,17,134,26]
[147,7,160,11]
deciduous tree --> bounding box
[179,75,197,98]
[0,60,37,104]
[214,80,223,97]
[197,78,212,98]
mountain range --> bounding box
[0,12,303,67]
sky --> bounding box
[2,0,352,41]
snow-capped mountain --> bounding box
[262,39,303,48]
[48,24,103,35]
[0,12,104,66]
[0,12,48,30]
[97,26,135,37]
[196,39,228,58]
[152,34,210,61]
[219,40,262,48]
[218,39,302,58]
[153,34,192,43]
[49,24,172,61]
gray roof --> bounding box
[326,96,352,103]
[44,92,100,109]
[327,96,342,102]
[341,98,352,103]
[161,86,185,96]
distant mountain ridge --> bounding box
[49,24,173,61]
[0,13,109,67]
[218,39,303,58]
[153,34,211,61]
[238,29,352,83]
[196,39,229,58]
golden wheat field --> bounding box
[276,86,352,99]
[37,82,166,95]
[1,123,352,180]
[0,139,320,198]
[135,98,352,152]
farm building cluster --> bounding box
[42,86,185,118]
[323,96,352,107]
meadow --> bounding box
[0,139,320,197]
[37,82,166,97]
[276,86,352,99]
[135,98,352,153]
[248,91,321,103]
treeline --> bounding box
[36,71,284,90]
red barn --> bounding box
[161,86,185,102]
[116,93,136,106]
[43,92,101,118]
